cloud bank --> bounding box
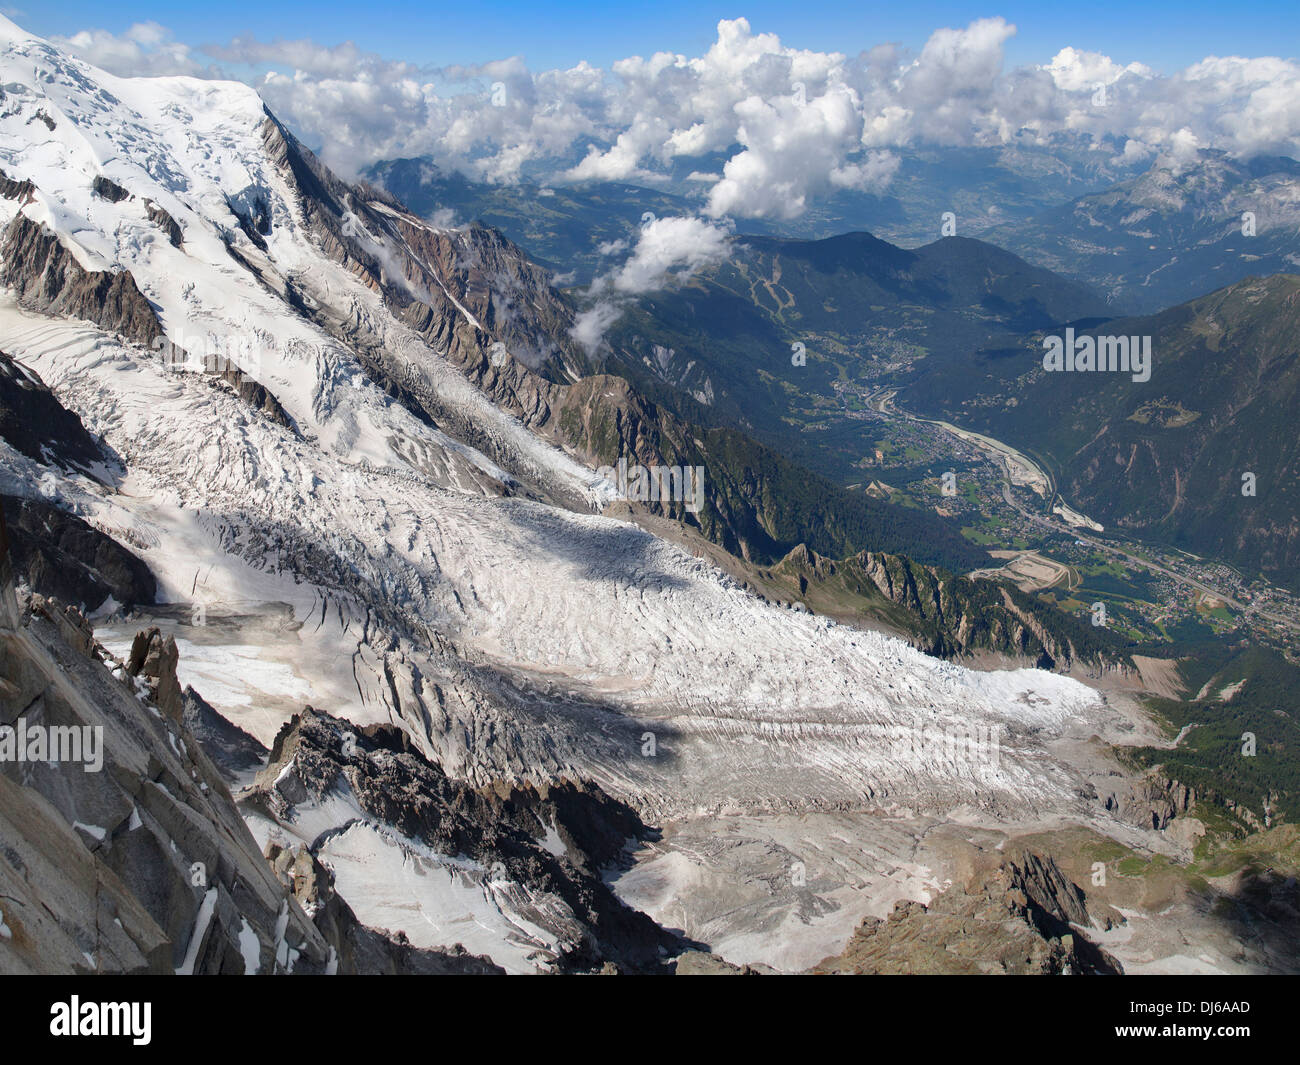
[46,16,1300,220]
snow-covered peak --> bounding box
[0,12,39,45]
[0,19,603,500]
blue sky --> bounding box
[18,1,1300,74]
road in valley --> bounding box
[866,388,1299,636]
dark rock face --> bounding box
[91,175,131,203]
[226,187,272,249]
[1,496,155,613]
[0,504,15,628]
[1107,773,1264,833]
[0,166,35,205]
[246,708,684,972]
[352,720,655,876]
[145,201,183,248]
[182,686,267,781]
[1,214,163,347]
[814,850,1124,975]
[217,367,295,431]
[0,350,153,615]
[0,350,106,471]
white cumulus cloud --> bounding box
[40,14,1300,219]
[571,215,733,352]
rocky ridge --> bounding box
[0,511,501,974]
[813,850,1124,975]
[241,706,686,973]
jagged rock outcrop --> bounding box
[91,175,130,203]
[1105,775,1196,830]
[154,344,295,432]
[144,200,183,248]
[1012,850,1098,930]
[28,593,96,657]
[0,512,502,974]
[850,550,1079,664]
[1,214,163,346]
[0,165,34,205]
[126,626,183,722]
[814,851,1123,975]
[1109,771,1267,833]
[242,707,685,973]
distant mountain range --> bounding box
[366,140,1142,283]
[990,151,1300,313]
[371,146,1300,320]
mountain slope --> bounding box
[992,150,1300,313]
[904,274,1300,587]
[599,232,1108,483]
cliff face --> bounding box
[0,349,107,470]
[261,114,585,397]
[1107,773,1267,834]
[1,214,163,347]
[0,586,320,973]
[1,496,156,613]
[1104,776,1197,831]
